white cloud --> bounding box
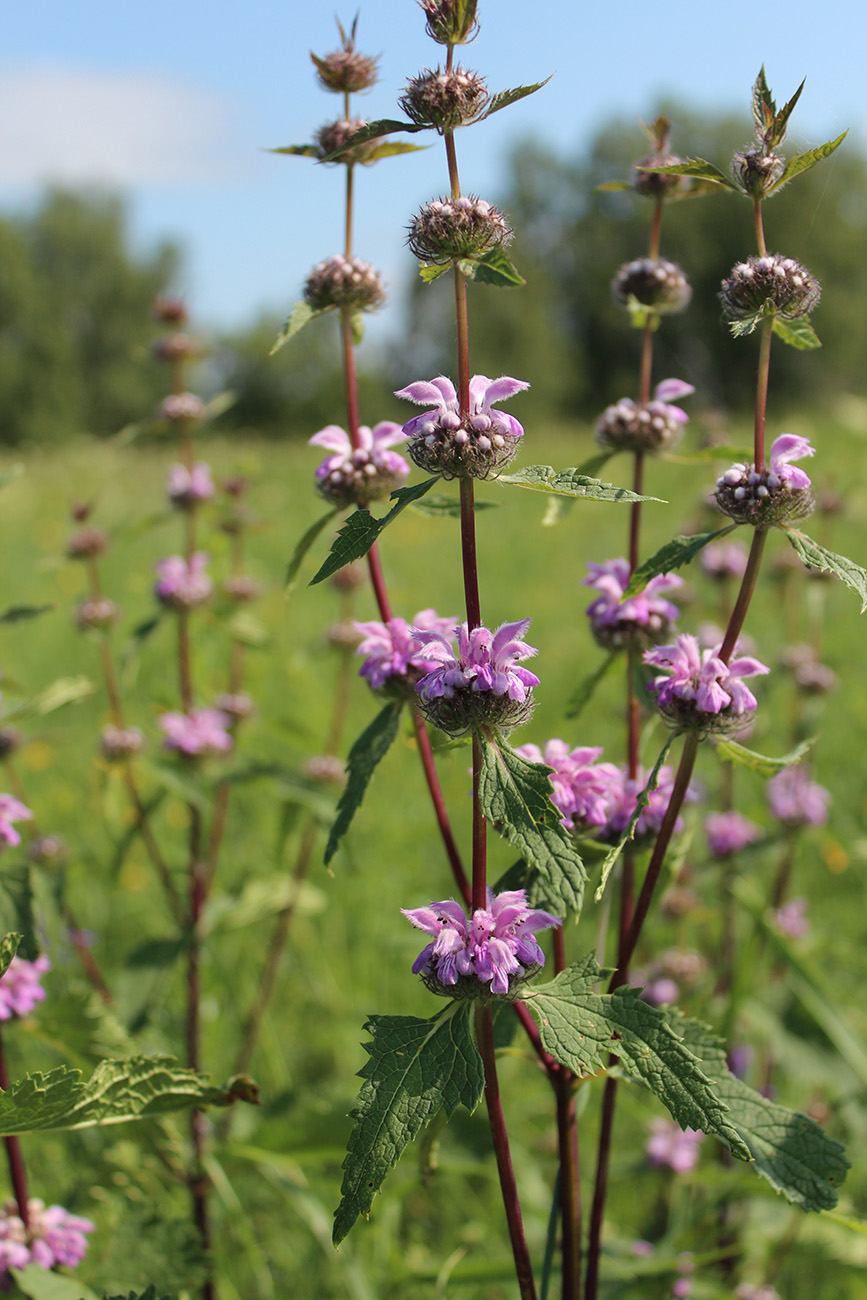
[0,64,250,188]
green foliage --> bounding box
[1,675,94,722]
[773,314,822,349]
[770,132,849,193]
[478,733,587,913]
[625,526,738,595]
[0,931,20,977]
[0,868,38,960]
[9,1267,100,1300]
[103,1290,174,1300]
[270,301,330,354]
[642,156,738,190]
[0,605,54,624]
[564,651,618,720]
[594,735,676,902]
[333,1003,483,1244]
[520,954,749,1157]
[471,246,525,287]
[478,79,553,122]
[784,530,867,610]
[309,479,438,584]
[324,703,403,865]
[716,735,815,776]
[285,507,341,588]
[498,464,662,503]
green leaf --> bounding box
[418,261,451,283]
[0,1056,257,1136]
[408,493,497,518]
[520,954,749,1158]
[769,132,848,193]
[478,734,587,913]
[102,1287,174,1300]
[0,868,38,960]
[473,245,525,287]
[310,479,438,584]
[365,140,429,162]
[324,702,403,864]
[0,932,20,979]
[564,652,618,721]
[333,1003,483,1244]
[716,735,815,777]
[479,77,553,120]
[784,529,867,611]
[772,315,821,350]
[595,180,633,193]
[625,526,738,596]
[285,506,341,589]
[319,118,428,160]
[641,157,738,191]
[751,66,775,134]
[269,143,319,157]
[677,1016,848,1210]
[2,675,95,723]
[270,301,332,354]
[0,605,54,625]
[626,298,661,330]
[12,1266,100,1300]
[498,465,663,503]
[770,78,805,145]
[594,735,676,902]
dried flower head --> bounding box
[159,392,206,424]
[413,619,540,737]
[720,254,820,325]
[309,421,409,508]
[395,373,528,480]
[645,633,770,735]
[154,553,213,609]
[75,598,119,631]
[715,433,815,526]
[419,0,479,45]
[303,254,386,313]
[166,462,214,509]
[595,379,694,456]
[612,258,692,314]
[66,526,108,560]
[354,609,457,698]
[584,558,682,650]
[100,725,144,762]
[314,118,378,165]
[399,66,489,130]
[402,888,560,999]
[407,195,511,266]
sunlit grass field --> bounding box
[0,409,866,1298]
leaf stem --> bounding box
[754,199,767,257]
[754,315,773,471]
[412,705,470,899]
[718,527,767,665]
[0,1031,29,1227]
[471,734,488,912]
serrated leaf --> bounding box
[270,143,319,157]
[478,77,553,120]
[770,78,805,146]
[270,301,331,355]
[594,735,676,902]
[324,702,403,864]
[310,479,438,585]
[641,157,738,191]
[418,261,451,283]
[0,868,38,960]
[0,605,53,625]
[716,735,815,777]
[0,933,20,980]
[520,953,749,1158]
[478,734,587,914]
[752,67,775,134]
[498,465,662,503]
[285,507,340,589]
[596,180,633,193]
[784,530,867,611]
[333,1003,483,1244]
[319,118,428,160]
[677,1015,848,1210]
[0,1056,256,1135]
[625,526,738,596]
[473,245,525,287]
[769,132,848,194]
[772,315,821,350]
[564,652,618,721]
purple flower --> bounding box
[596,379,694,455]
[646,1119,704,1173]
[159,708,233,758]
[154,553,213,609]
[645,633,769,732]
[0,796,32,849]
[353,609,457,692]
[705,811,763,858]
[395,374,529,479]
[402,889,561,996]
[584,558,681,649]
[640,977,680,1007]
[767,433,815,489]
[599,764,699,841]
[766,765,830,827]
[166,462,215,508]
[0,954,50,1021]
[716,434,816,526]
[309,422,409,508]
[1,1199,95,1271]
[772,897,810,938]
[413,620,540,735]
[672,1278,692,1299]
[512,740,612,833]
[700,541,749,581]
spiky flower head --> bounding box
[407,195,511,266]
[314,118,379,166]
[395,373,528,480]
[353,609,457,698]
[75,598,119,631]
[613,258,692,314]
[595,379,694,456]
[402,888,560,999]
[512,740,614,834]
[413,619,540,737]
[66,526,108,560]
[715,433,815,526]
[100,725,144,762]
[419,0,479,46]
[720,254,820,324]
[0,954,50,1020]
[0,794,32,848]
[399,66,489,130]
[166,462,214,509]
[154,553,213,609]
[644,633,770,735]
[303,254,386,313]
[311,18,379,94]
[766,764,829,827]
[308,422,409,508]
[584,558,682,651]
[159,708,233,758]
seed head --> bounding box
[720,254,820,324]
[75,598,119,630]
[419,0,479,45]
[399,66,489,130]
[311,36,378,95]
[314,118,378,166]
[612,258,692,314]
[66,526,108,560]
[304,254,386,313]
[159,392,206,424]
[407,195,511,266]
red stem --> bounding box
[411,706,470,900]
[0,1032,29,1227]
[754,200,767,257]
[754,317,773,471]
[718,528,767,665]
[471,734,487,912]
[556,1074,582,1300]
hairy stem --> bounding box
[754,316,773,471]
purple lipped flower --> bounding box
[596,378,694,456]
[700,540,749,581]
[309,422,410,509]
[166,462,215,508]
[512,740,611,833]
[584,558,681,650]
[402,888,561,998]
[395,373,528,480]
[0,796,32,849]
[159,708,233,758]
[598,763,699,841]
[766,765,830,828]
[715,433,815,526]
[646,1119,704,1173]
[773,896,810,938]
[705,810,763,858]
[353,608,457,695]
[645,633,769,734]
[154,553,213,609]
[0,954,50,1021]
[413,619,540,736]
[21,1199,94,1270]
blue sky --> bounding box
[1,0,862,332]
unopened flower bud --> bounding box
[303,754,346,785]
[419,0,479,44]
[153,297,188,325]
[315,118,378,166]
[70,501,91,523]
[399,66,489,130]
[28,834,67,866]
[720,254,820,324]
[304,254,386,313]
[152,333,200,364]
[222,575,261,603]
[312,46,378,95]
[75,598,119,630]
[100,725,145,761]
[596,397,683,455]
[159,392,206,423]
[222,475,248,498]
[613,258,691,314]
[66,527,108,560]
[214,692,255,721]
[634,152,688,199]
[407,195,511,266]
[732,148,785,198]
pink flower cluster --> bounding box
[353,609,456,691]
[644,633,769,730]
[309,422,410,507]
[154,553,213,609]
[0,1198,93,1273]
[584,559,681,648]
[166,462,215,508]
[159,709,233,757]
[0,796,32,849]
[704,811,762,858]
[646,1119,704,1173]
[0,955,50,1021]
[402,889,560,996]
[413,619,539,703]
[766,765,829,827]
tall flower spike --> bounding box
[413,618,540,737]
[715,432,815,526]
[309,422,409,508]
[644,633,770,735]
[396,373,528,480]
